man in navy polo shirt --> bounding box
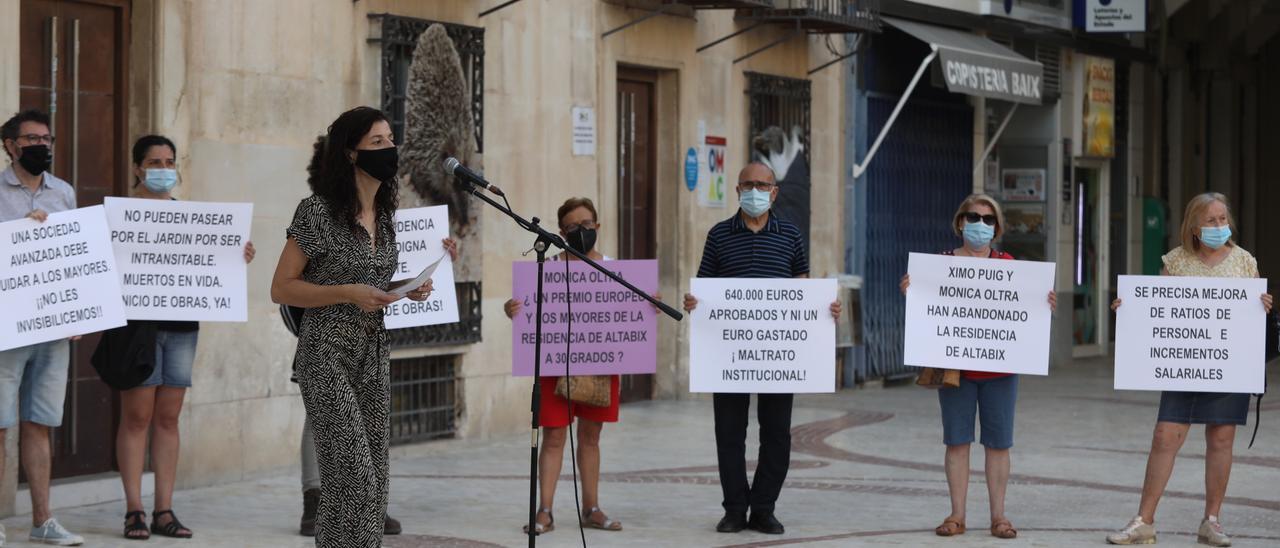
[684,162,841,535]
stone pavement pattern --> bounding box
[3,358,1279,547]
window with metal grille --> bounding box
[384,282,483,349]
[747,71,813,257]
[368,13,484,151]
[989,34,1061,101]
[746,72,812,162]
[389,355,458,445]
[369,13,484,349]
[1035,43,1061,99]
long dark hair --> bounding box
[306,106,399,234]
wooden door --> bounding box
[19,0,129,479]
[616,68,656,403]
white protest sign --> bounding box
[904,252,1056,375]
[1115,275,1267,393]
[0,206,126,350]
[384,206,458,329]
[104,197,252,322]
[689,278,837,393]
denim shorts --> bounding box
[1157,391,1249,425]
[0,340,71,428]
[141,330,198,388]
[938,375,1018,449]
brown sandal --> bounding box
[935,518,966,536]
[522,508,554,536]
[582,507,622,531]
[991,519,1018,539]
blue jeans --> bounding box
[0,339,71,428]
[937,375,1018,449]
[141,330,197,388]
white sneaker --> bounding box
[1,522,7,546]
[1107,515,1157,545]
[28,518,83,546]
[1198,516,1231,547]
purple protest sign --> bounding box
[511,259,658,377]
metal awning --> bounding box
[884,17,1043,105]
[852,18,1043,178]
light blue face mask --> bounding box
[739,188,772,218]
[1199,225,1231,249]
[143,168,178,193]
[962,221,995,248]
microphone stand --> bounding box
[454,178,682,547]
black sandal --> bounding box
[150,510,194,539]
[123,510,150,540]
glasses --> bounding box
[963,212,998,226]
[16,134,54,146]
[561,221,598,233]
[738,180,776,192]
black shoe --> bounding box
[299,488,319,536]
[748,511,785,535]
[384,514,402,535]
[716,512,748,533]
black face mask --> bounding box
[17,144,51,175]
[354,146,398,183]
[565,227,597,255]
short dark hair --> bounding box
[2,110,52,159]
[131,135,177,166]
[557,197,598,228]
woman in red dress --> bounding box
[504,197,623,535]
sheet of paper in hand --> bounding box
[1114,275,1267,393]
[903,252,1056,375]
[388,255,445,298]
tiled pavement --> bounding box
[4,357,1279,547]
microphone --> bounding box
[444,157,504,196]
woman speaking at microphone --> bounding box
[1106,193,1273,547]
[504,197,627,535]
[900,193,1055,540]
[117,135,256,541]
[271,106,432,548]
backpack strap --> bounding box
[1249,393,1262,449]
[1250,372,1267,449]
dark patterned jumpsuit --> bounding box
[287,195,395,548]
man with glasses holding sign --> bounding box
[0,110,85,545]
[684,163,840,536]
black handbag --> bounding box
[280,304,305,337]
[280,304,306,384]
[90,321,158,391]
